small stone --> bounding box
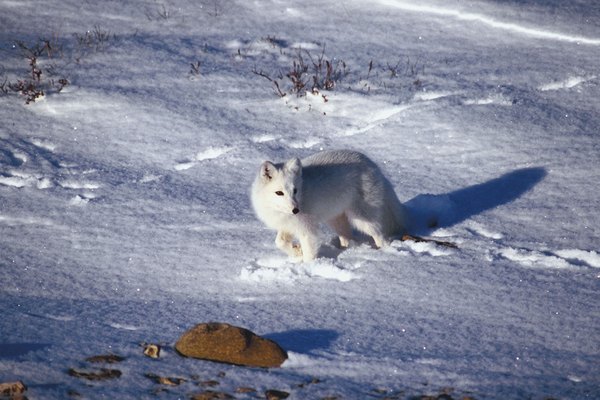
[190,391,234,400]
[0,381,27,396]
[85,354,125,364]
[265,389,290,400]
[175,322,287,368]
[297,377,321,387]
[67,368,121,381]
[235,387,256,394]
[199,380,220,387]
[143,344,161,358]
[144,373,186,386]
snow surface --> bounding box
[1,0,599,399]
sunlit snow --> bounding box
[1,0,599,399]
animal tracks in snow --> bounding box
[241,226,597,282]
[0,137,101,205]
[0,171,53,189]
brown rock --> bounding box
[191,391,234,400]
[0,381,27,396]
[67,368,121,381]
[143,343,161,358]
[235,387,256,394]
[85,354,125,364]
[175,323,287,368]
[265,389,290,400]
[297,377,321,388]
[144,373,186,386]
[199,380,220,387]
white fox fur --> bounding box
[251,149,407,262]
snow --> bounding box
[1,0,599,399]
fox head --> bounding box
[256,157,302,215]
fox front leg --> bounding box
[298,231,319,262]
[275,231,302,258]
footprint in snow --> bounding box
[59,180,101,190]
[0,141,56,189]
[139,173,162,183]
[0,171,53,189]
[57,175,101,206]
[69,193,98,206]
[0,138,100,205]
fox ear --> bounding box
[260,161,276,181]
[284,158,302,176]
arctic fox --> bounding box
[251,149,407,262]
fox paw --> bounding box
[292,244,303,257]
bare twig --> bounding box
[401,234,458,249]
[252,67,286,97]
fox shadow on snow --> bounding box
[403,166,547,236]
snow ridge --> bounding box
[376,0,600,45]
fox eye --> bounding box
[275,191,284,196]
[293,188,297,194]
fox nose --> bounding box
[292,208,300,214]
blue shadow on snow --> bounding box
[405,167,547,234]
[265,329,338,354]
